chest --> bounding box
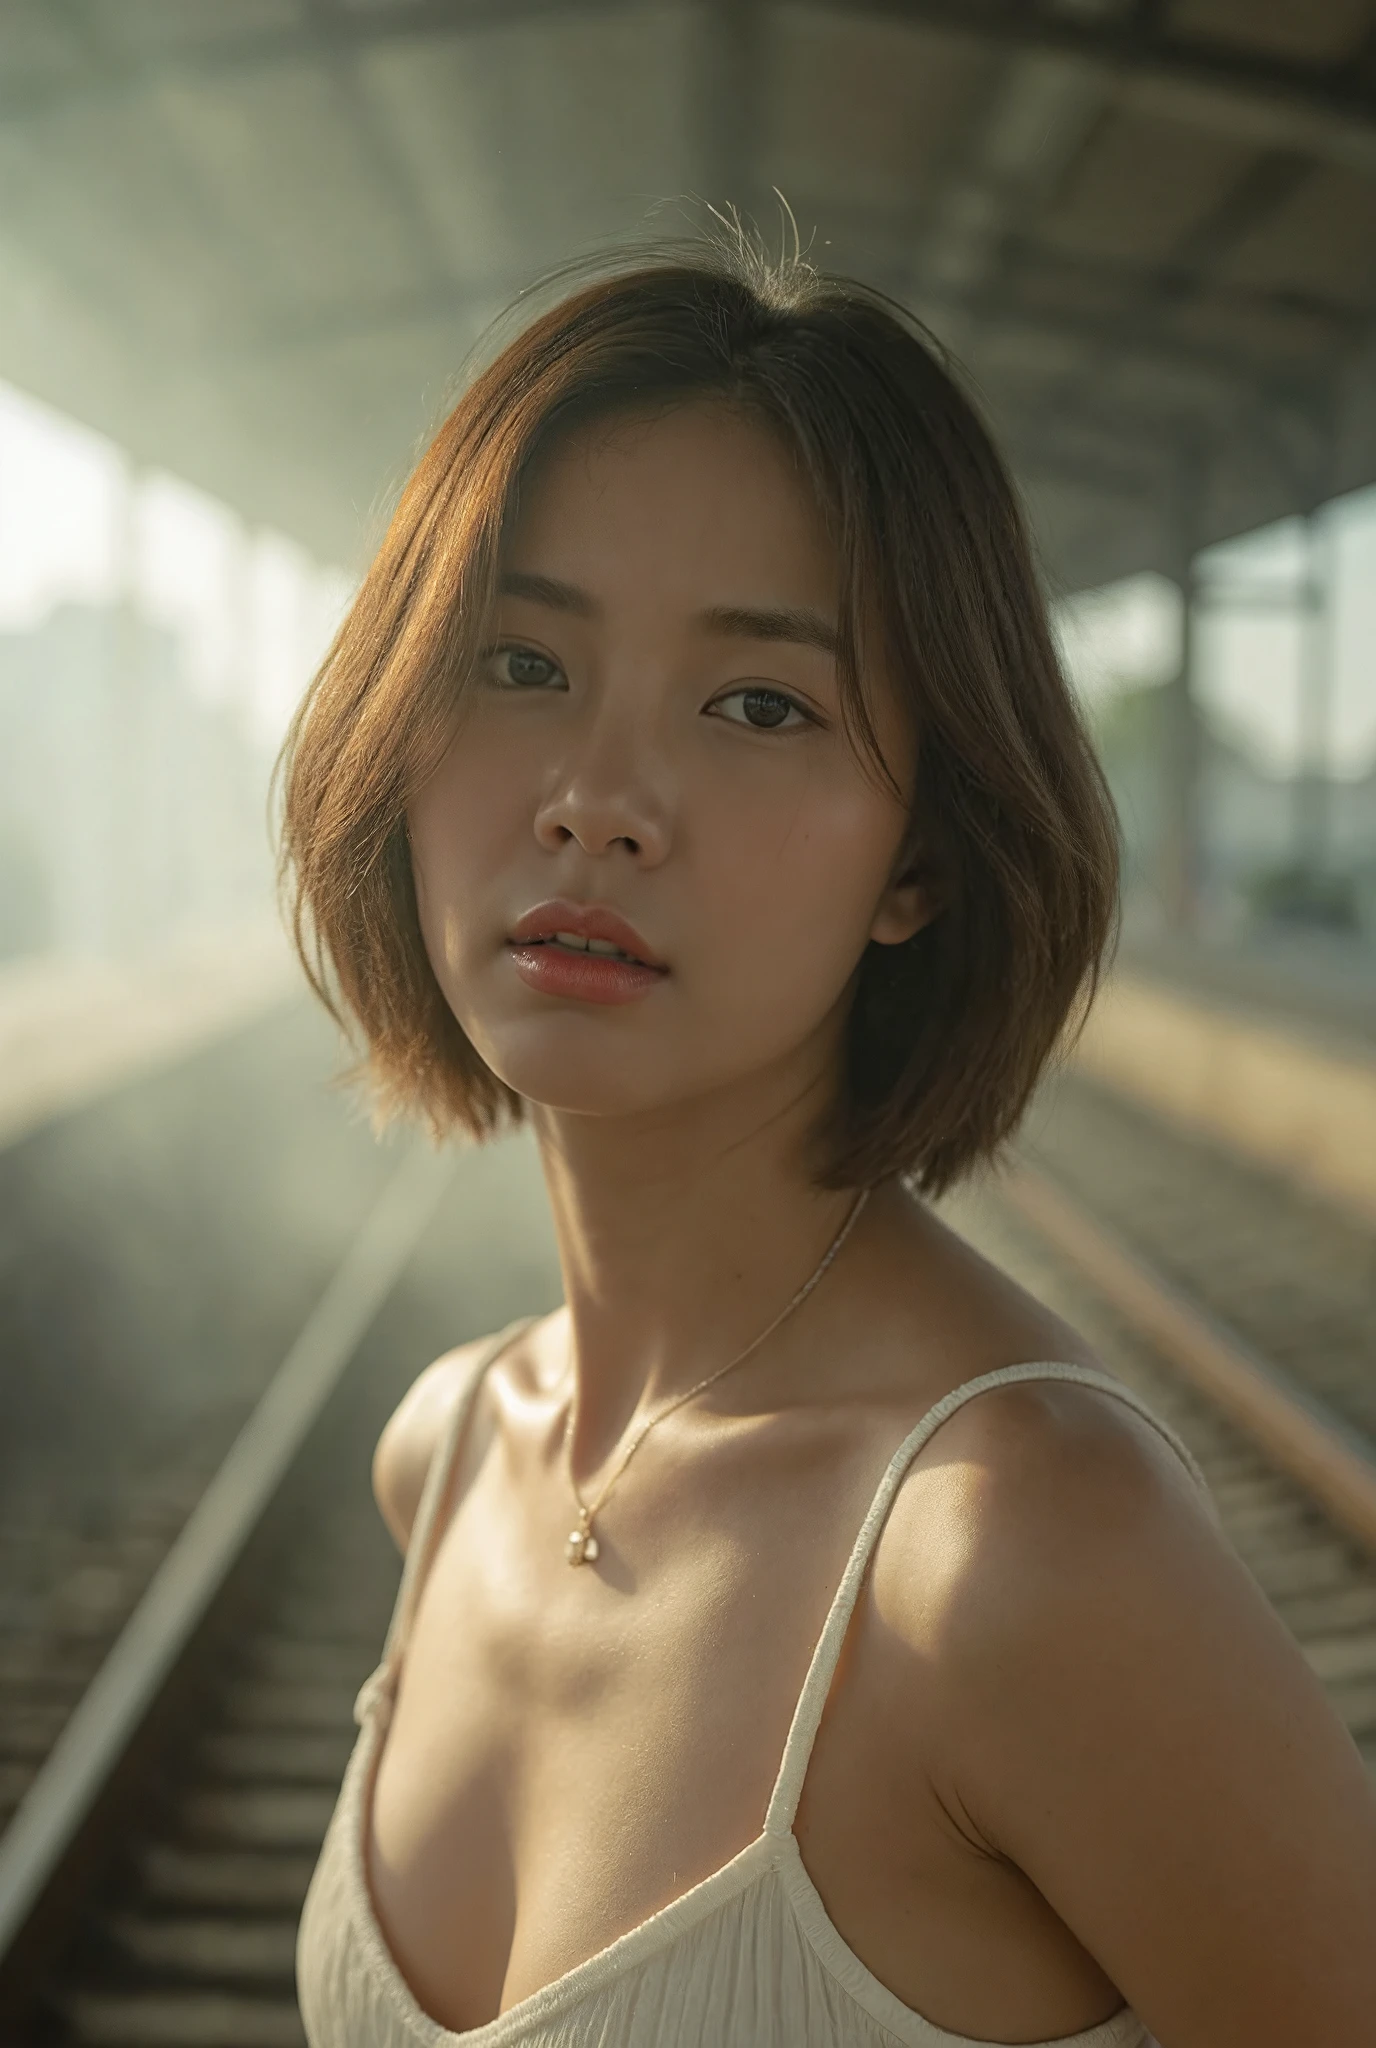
[370,1439,851,1914]
[362,1427,1121,2040]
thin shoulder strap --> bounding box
[763,1360,1216,1837]
[365,1316,539,1705]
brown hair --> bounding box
[276,239,1118,1195]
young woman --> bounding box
[284,247,1376,2047]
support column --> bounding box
[1292,507,1334,876]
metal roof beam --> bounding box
[909,42,1108,305]
[295,0,460,296]
[23,0,282,336]
[795,188,1363,362]
[821,225,1357,409]
[7,0,1376,185]
[0,1,619,122]
[951,130,1348,501]
[843,0,1376,179]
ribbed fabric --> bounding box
[299,1319,1210,2047]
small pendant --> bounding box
[566,1514,600,1566]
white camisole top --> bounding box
[298,1317,1215,2048]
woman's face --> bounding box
[407,400,930,1129]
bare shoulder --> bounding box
[874,1367,1376,2043]
[865,1191,1213,1669]
[371,1328,515,1553]
[871,1355,1210,1671]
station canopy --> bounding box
[3,0,1376,591]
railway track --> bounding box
[0,999,413,1845]
[1,1059,1374,2040]
[1026,1068,1376,1450]
[0,1465,207,1841]
[46,1495,401,2047]
[0,1146,458,2045]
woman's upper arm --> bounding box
[371,1339,490,1553]
[923,1387,1376,2048]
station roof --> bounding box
[3,0,1376,590]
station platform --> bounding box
[1118,928,1376,1056]
[0,926,298,1153]
[1076,931,1376,1229]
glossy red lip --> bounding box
[507,900,666,970]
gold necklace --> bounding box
[561,1187,871,1566]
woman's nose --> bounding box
[532,713,671,864]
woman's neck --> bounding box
[529,1064,865,1465]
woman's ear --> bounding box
[869,857,941,946]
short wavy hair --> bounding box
[276,240,1118,1196]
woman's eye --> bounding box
[711,686,811,732]
[487,645,564,689]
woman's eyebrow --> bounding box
[698,604,839,655]
[498,570,598,615]
[497,574,837,656]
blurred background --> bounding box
[2,4,1376,2042]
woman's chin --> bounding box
[469,1033,685,1122]
[512,1075,677,1121]
[466,1003,828,1129]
